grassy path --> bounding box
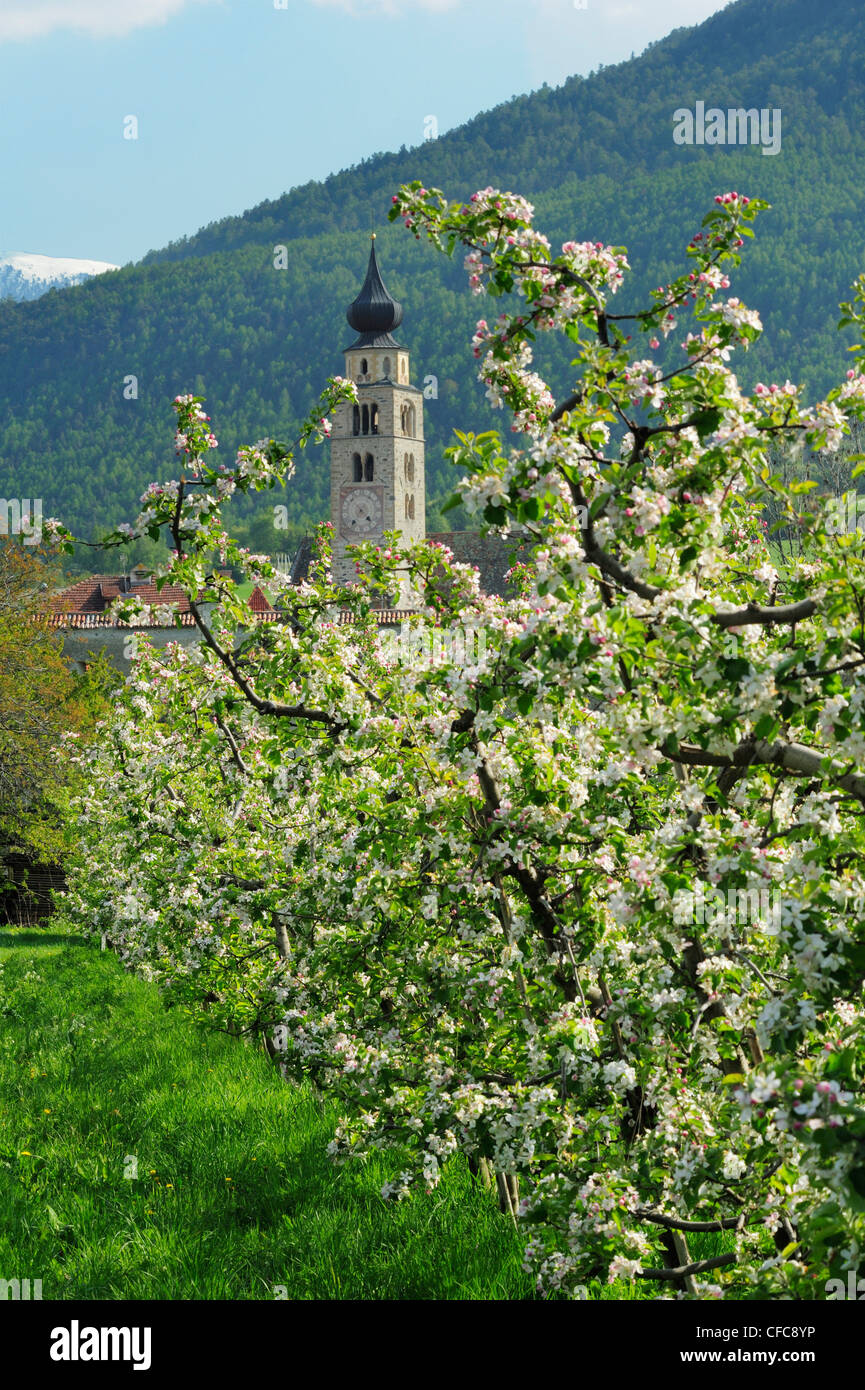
[0,923,531,1300]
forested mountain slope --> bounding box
[1,0,862,547]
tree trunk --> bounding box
[495,1171,520,1221]
[661,1228,699,1298]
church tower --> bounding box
[330,236,425,589]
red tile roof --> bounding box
[50,574,194,615]
[48,572,415,631]
[50,575,115,613]
[249,585,273,613]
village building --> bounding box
[48,242,527,672]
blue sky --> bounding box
[0,0,731,265]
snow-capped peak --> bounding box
[0,252,119,302]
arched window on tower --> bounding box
[360,358,368,376]
[352,405,360,436]
[405,494,415,520]
[364,454,374,481]
[383,356,391,378]
[403,404,415,436]
[353,452,362,482]
[361,403,369,435]
[404,452,414,484]
[370,403,379,435]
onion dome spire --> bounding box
[346,234,403,348]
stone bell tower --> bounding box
[330,235,425,588]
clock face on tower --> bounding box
[340,486,383,540]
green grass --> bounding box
[0,923,532,1300]
[0,922,750,1300]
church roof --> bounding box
[345,237,403,350]
[426,532,531,598]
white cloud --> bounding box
[0,0,221,42]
